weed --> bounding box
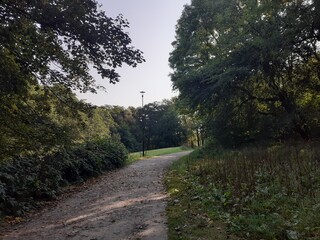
[166,144,320,239]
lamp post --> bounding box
[140,91,145,157]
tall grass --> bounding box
[196,145,320,199]
[167,144,320,239]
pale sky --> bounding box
[77,0,190,108]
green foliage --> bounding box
[107,106,141,152]
[0,139,127,217]
[166,153,237,240]
[0,84,120,161]
[104,100,189,153]
[0,0,144,95]
[166,144,320,239]
[138,100,188,150]
[143,146,192,157]
[0,0,144,161]
[170,0,320,147]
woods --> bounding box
[0,0,143,217]
[1,0,320,239]
[169,0,320,148]
[0,83,188,216]
[0,0,144,159]
[166,1,320,239]
[0,0,188,217]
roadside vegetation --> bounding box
[0,140,127,218]
[0,0,190,221]
[166,144,320,239]
[0,0,144,220]
[166,1,320,239]
[1,0,320,238]
[142,146,192,157]
[0,95,190,219]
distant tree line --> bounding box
[106,99,188,153]
[0,84,189,162]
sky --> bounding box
[77,0,190,108]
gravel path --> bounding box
[1,151,191,240]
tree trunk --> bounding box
[278,90,310,140]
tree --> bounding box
[170,0,320,147]
[138,100,187,150]
[0,0,145,159]
[0,0,144,95]
[107,106,141,152]
[0,84,118,160]
[175,98,205,147]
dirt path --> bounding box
[1,151,191,240]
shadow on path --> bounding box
[1,151,191,240]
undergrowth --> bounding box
[166,144,320,239]
[0,139,127,218]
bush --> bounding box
[0,139,127,217]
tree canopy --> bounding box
[0,0,145,158]
[170,0,320,148]
[0,0,144,95]
[139,100,187,149]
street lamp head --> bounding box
[140,91,145,95]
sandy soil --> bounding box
[0,151,191,240]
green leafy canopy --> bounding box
[0,0,145,95]
[170,0,320,147]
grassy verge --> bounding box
[127,146,192,165]
[165,145,320,240]
[165,150,240,240]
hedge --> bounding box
[0,139,127,216]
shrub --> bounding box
[0,139,127,217]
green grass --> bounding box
[165,144,320,240]
[126,146,192,165]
